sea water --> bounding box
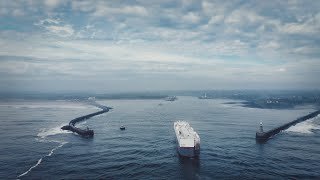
[0,97,319,179]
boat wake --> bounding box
[17,142,66,179]
[17,125,69,179]
[285,115,320,134]
[37,124,72,139]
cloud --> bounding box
[182,12,201,24]
[44,0,64,8]
[0,0,319,91]
[45,25,74,37]
[0,1,27,17]
[71,1,96,12]
[207,15,224,25]
[87,2,148,17]
[258,41,280,50]
[34,19,75,37]
[225,9,262,25]
[279,13,320,35]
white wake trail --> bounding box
[17,125,69,179]
[17,158,42,178]
[17,142,66,178]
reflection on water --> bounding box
[179,155,201,179]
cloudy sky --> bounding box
[0,0,319,92]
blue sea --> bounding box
[1,96,320,179]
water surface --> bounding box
[0,97,319,179]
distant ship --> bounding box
[174,121,200,157]
[198,93,209,99]
[165,96,178,101]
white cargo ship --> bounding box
[174,121,200,157]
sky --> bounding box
[0,0,319,93]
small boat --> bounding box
[120,126,126,130]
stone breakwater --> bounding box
[256,110,320,142]
[61,101,112,138]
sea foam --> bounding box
[286,115,320,134]
[37,124,71,139]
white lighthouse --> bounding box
[259,122,264,133]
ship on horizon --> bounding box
[165,96,178,101]
[174,121,200,157]
[198,93,210,99]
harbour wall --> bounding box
[61,100,111,138]
[256,110,320,142]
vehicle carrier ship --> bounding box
[174,121,200,157]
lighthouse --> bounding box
[256,121,267,141]
[259,122,264,133]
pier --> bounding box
[61,100,112,138]
[256,110,320,142]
